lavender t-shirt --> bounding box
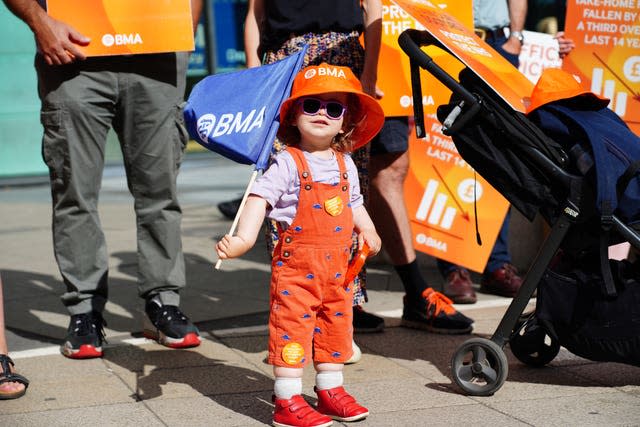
[251,149,363,226]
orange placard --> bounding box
[377,0,472,116]
[386,1,512,271]
[405,116,509,272]
[392,0,534,112]
[563,1,640,136]
[46,0,194,57]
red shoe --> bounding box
[481,263,523,297]
[443,268,477,304]
[273,395,333,427]
[315,386,369,422]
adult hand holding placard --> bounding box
[46,0,195,57]
[2,0,90,64]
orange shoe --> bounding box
[273,394,333,427]
[315,386,369,422]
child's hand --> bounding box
[216,234,251,259]
[215,195,267,261]
[358,229,381,257]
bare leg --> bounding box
[0,275,25,395]
[368,127,475,330]
[0,276,10,354]
[273,366,304,379]
[314,362,343,373]
[369,151,416,265]
[369,150,435,301]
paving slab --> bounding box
[484,392,640,427]
[145,393,273,426]
[363,404,530,427]
[0,403,166,427]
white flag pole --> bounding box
[214,169,259,270]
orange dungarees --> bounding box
[268,146,355,368]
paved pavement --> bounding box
[1,153,639,426]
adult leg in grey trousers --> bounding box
[38,53,197,356]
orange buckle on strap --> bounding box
[474,28,486,40]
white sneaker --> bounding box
[345,339,362,364]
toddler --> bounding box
[216,63,384,427]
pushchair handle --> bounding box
[398,29,481,137]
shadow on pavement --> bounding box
[353,326,640,393]
[1,248,271,347]
[103,344,275,424]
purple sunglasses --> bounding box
[298,97,347,120]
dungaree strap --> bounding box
[334,151,349,194]
[287,146,314,188]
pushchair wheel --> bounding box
[451,337,508,396]
[510,315,560,367]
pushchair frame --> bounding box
[398,28,640,396]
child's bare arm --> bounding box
[216,195,268,259]
[353,205,381,256]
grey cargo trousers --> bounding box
[36,52,189,315]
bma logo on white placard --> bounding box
[102,33,143,47]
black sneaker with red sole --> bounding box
[61,311,106,359]
[144,299,201,348]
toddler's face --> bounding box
[294,92,348,147]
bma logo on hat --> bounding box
[304,67,347,80]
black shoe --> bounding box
[353,306,385,333]
[61,312,106,359]
[144,299,201,348]
[217,197,242,220]
[401,288,473,334]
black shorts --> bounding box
[370,116,409,156]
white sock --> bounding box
[315,371,343,391]
[274,377,302,399]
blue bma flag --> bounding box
[183,46,307,171]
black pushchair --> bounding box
[398,29,640,396]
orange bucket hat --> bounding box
[526,68,610,114]
[279,63,385,150]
